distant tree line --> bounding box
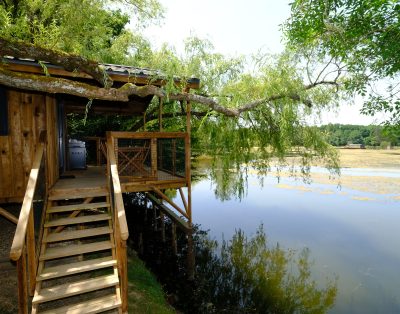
[319,124,400,147]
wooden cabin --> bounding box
[0,57,199,313]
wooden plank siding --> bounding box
[0,88,59,202]
[46,95,59,187]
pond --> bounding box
[176,166,400,314]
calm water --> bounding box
[177,168,400,314]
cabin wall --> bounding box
[0,88,59,203]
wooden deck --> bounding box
[49,166,187,198]
[49,167,108,200]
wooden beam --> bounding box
[150,187,189,219]
[54,197,94,233]
[0,206,18,224]
[147,193,190,231]
[178,188,189,215]
[172,223,177,256]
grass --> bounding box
[127,252,175,314]
[337,147,400,168]
[275,148,400,195]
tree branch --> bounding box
[0,64,339,118]
[0,38,113,87]
[0,65,163,100]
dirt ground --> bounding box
[0,205,20,314]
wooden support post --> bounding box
[185,100,195,280]
[160,212,166,243]
[26,205,36,296]
[144,207,148,223]
[143,112,146,131]
[96,137,101,166]
[172,139,176,176]
[185,100,192,223]
[153,206,158,231]
[171,223,177,256]
[187,230,195,280]
[17,247,28,314]
[151,138,157,177]
[139,233,143,255]
[119,239,128,314]
[151,187,189,219]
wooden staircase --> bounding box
[32,193,122,314]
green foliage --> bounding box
[191,225,337,313]
[127,253,174,313]
[0,0,163,63]
[319,124,400,147]
[284,0,400,128]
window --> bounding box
[0,86,8,136]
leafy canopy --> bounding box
[284,0,400,128]
[0,0,163,63]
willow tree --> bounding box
[0,0,343,198]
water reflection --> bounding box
[177,169,400,314]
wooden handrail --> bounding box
[10,143,44,261]
[107,142,129,241]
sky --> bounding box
[142,0,384,125]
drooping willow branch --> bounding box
[130,110,209,131]
[0,64,339,118]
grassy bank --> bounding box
[128,252,175,314]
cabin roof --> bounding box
[2,56,200,88]
[2,57,200,116]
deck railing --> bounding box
[106,140,129,313]
[10,133,47,314]
[107,131,189,184]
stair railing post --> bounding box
[120,238,128,313]
[26,205,36,296]
[115,217,128,313]
[17,245,28,314]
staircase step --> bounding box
[47,202,110,214]
[44,214,110,228]
[45,227,112,243]
[40,241,113,261]
[37,256,117,281]
[32,274,119,304]
[39,294,121,314]
[49,190,108,201]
